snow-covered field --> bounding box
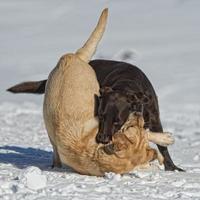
[0,102,200,200]
[0,0,200,199]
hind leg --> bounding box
[52,145,62,168]
[150,117,184,171]
[49,138,62,168]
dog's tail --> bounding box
[7,9,108,94]
[76,8,108,63]
[7,80,46,94]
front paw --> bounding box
[158,132,175,147]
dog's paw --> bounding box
[158,132,175,147]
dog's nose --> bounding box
[96,133,111,144]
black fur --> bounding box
[7,80,47,94]
[95,60,158,143]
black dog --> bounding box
[96,61,157,142]
[7,59,183,171]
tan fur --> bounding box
[43,9,173,176]
[56,114,167,176]
[76,8,108,62]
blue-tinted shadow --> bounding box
[0,145,52,170]
[0,146,76,173]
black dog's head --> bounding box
[96,87,139,144]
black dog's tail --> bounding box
[7,80,47,94]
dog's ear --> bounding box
[100,86,113,95]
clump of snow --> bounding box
[104,172,121,181]
[19,166,47,190]
[131,170,153,179]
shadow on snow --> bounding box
[0,145,74,173]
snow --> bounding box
[104,173,121,181]
[19,166,47,190]
[0,103,200,200]
[0,0,200,199]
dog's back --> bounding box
[92,60,160,130]
[91,60,156,95]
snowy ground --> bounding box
[1,103,200,200]
[0,0,200,199]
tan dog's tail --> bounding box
[76,8,108,62]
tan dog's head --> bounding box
[100,113,159,169]
[110,113,145,157]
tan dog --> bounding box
[82,113,173,176]
[43,9,174,176]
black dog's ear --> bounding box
[100,86,113,95]
[94,94,100,116]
